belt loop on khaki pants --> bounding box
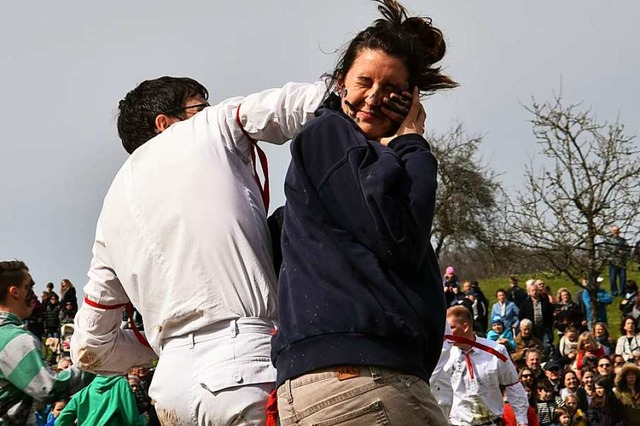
[284,379,293,403]
[369,366,382,381]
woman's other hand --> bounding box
[380,87,426,146]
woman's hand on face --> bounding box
[380,87,426,147]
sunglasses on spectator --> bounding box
[521,374,533,378]
[598,363,611,367]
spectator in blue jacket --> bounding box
[582,277,613,327]
[487,317,516,352]
[491,288,520,334]
[271,1,457,424]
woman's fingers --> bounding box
[406,87,421,120]
[416,104,427,135]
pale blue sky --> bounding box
[1,1,638,295]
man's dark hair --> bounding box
[117,76,209,154]
[326,0,457,94]
[0,260,28,304]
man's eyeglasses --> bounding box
[598,363,611,368]
[165,102,210,116]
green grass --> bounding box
[475,268,640,341]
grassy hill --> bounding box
[471,268,640,341]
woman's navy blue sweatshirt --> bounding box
[272,96,446,387]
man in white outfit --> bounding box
[70,76,324,425]
[435,305,530,426]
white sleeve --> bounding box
[210,81,326,160]
[429,322,453,407]
[615,336,624,356]
[71,219,158,375]
[498,345,528,424]
[504,382,529,425]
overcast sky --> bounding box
[1,0,638,295]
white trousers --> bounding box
[149,318,277,425]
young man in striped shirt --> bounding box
[0,260,92,425]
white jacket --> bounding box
[71,81,325,374]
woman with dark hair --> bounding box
[614,363,640,425]
[271,0,457,423]
[519,368,537,406]
[615,315,640,361]
[559,369,588,412]
[579,368,597,407]
[586,377,624,426]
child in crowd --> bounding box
[558,326,578,359]
[550,407,571,426]
[487,317,516,352]
[562,394,587,426]
[45,399,68,426]
[574,331,605,370]
[34,401,51,426]
[536,380,559,426]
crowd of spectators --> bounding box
[22,279,79,366]
[443,265,640,425]
[30,357,159,425]
[12,276,160,425]
[6,250,639,425]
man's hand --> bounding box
[380,87,425,146]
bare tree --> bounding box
[428,124,502,260]
[508,93,640,326]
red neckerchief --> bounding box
[444,334,508,362]
[445,334,509,380]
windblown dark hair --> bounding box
[0,260,29,303]
[327,0,457,94]
[117,76,208,154]
[591,377,617,409]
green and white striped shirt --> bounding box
[0,311,92,425]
